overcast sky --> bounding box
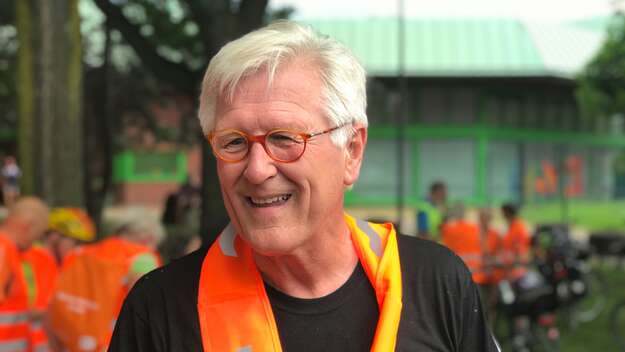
[270,0,616,22]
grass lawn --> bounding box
[491,262,624,351]
[522,201,625,233]
[502,201,625,350]
[557,262,624,351]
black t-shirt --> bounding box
[266,262,379,351]
[109,235,500,351]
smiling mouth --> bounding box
[247,194,292,207]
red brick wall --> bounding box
[116,182,180,209]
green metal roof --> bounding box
[568,16,612,32]
[304,18,605,78]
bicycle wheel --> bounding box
[611,299,625,351]
[571,268,608,325]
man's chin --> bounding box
[241,229,301,256]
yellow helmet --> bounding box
[48,207,96,242]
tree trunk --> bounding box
[16,0,84,206]
[15,0,35,196]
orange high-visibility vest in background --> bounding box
[481,228,503,283]
[498,219,531,281]
[441,220,490,284]
[22,245,59,352]
[48,237,160,352]
[0,233,30,352]
[197,214,403,352]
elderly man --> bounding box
[110,21,499,351]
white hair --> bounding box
[198,20,368,147]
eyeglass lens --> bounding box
[212,130,306,162]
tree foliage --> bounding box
[89,0,295,241]
[1,0,291,239]
[0,1,17,142]
[577,14,625,122]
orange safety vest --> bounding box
[22,245,59,352]
[0,233,30,352]
[441,220,490,284]
[197,214,403,352]
[496,219,531,281]
[48,237,160,352]
[481,228,503,284]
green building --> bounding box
[304,18,624,227]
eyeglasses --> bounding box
[207,124,349,163]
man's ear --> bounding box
[344,126,367,187]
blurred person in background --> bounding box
[0,197,49,351]
[110,21,498,351]
[44,208,96,265]
[1,156,22,208]
[22,245,57,352]
[499,203,532,281]
[47,208,164,352]
[441,203,490,285]
[22,208,95,351]
[158,233,203,263]
[477,207,503,323]
[417,181,448,240]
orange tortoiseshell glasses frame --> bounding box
[207,124,349,163]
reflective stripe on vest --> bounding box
[30,320,50,352]
[32,342,49,352]
[0,339,28,352]
[197,213,403,352]
[218,223,237,257]
[0,313,28,325]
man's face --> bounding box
[43,231,78,263]
[213,58,365,256]
[17,218,49,251]
[432,187,447,205]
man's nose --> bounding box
[242,142,277,184]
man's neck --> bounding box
[253,220,359,299]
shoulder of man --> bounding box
[397,234,471,277]
[112,246,210,351]
[395,234,500,351]
[124,244,209,319]
[134,244,208,292]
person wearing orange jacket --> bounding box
[47,208,164,352]
[110,21,499,352]
[21,245,58,352]
[441,203,491,285]
[21,208,95,352]
[0,197,49,352]
[44,208,96,266]
[498,203,532,281]
[476,207,504,323]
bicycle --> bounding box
[533,224,608,329]
[611,298,625,351]
[487,262,560,352]
[487,223,605,351]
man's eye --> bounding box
[269,133,303,145]
[222,136,247,149]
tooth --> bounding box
[251,195,289,205]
